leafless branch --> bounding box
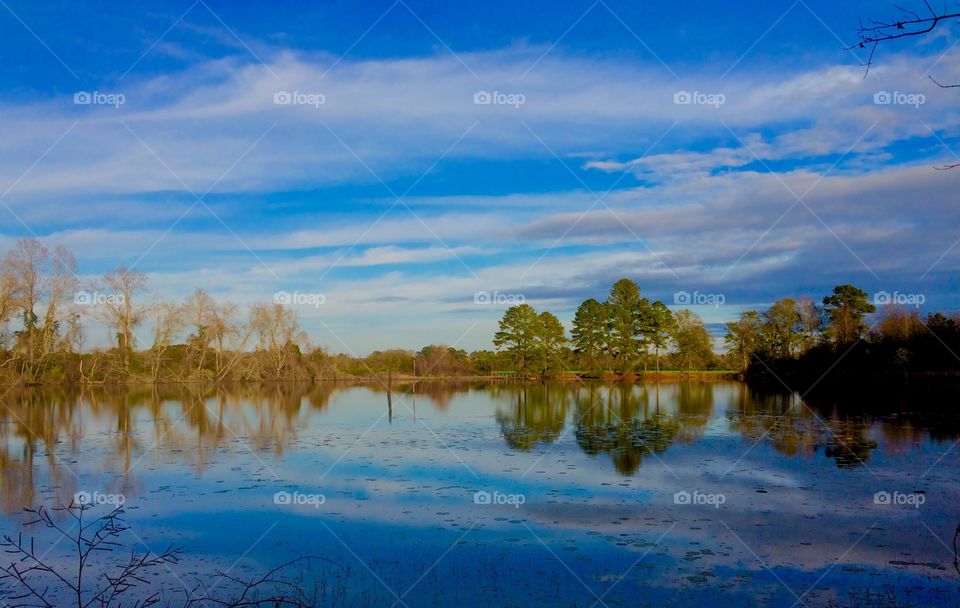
[1,502,343,608]
[1,502,180,608]
[850,3,960,75]
[930,75,960,88]
[953,522,960,576]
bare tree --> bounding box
[182,288,217,375]
[149,302,185,382]
[795,296,824,352]
[0,272,16,350]
[99,267,149,369]
[1,239,78,381]
[249,303,307,379]
[209,301,245,377]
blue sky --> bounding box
[1,0,959,353]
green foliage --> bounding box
[491,284,711,378]
[536,311,567,374]
[571,298,609,372]
[822,284,876,346]
[493,304,541,372]
[725,310,764,371]
[669,310,715,372]
[492,305,567,374]
[761,298,804,358]
[469,349,501,373]
[645,301,675,373]
[605,278,650,373]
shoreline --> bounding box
[0,370,742,387]
[8,369,960,388]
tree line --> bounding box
[1,237,958,384]
[724,284,960,386]
[0,239,717,384]
[493,278,716,375]
[494,278,960,382]
[0,238,327,384]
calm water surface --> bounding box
[1,381,958,607]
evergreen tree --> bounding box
[493,304,542,372]
[823,285,876,346]
[571,298,609,373]
[536,311,566,374]
[605,278,648,373]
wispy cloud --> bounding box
[0,31,958,351]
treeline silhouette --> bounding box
[725,284,960,389]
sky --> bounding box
[1,0,959,354]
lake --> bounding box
[0,381,958,607]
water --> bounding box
[0,381,958,607]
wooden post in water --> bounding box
[387,370,393,423]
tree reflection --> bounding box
[0,383,336,514]
[572,384,683,475]
[490,382,705,475]
[0,381,955,508]
[494,384,569,450]
[490,381,896,475]
[728,385,880,467]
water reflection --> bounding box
[495,384,567,450]
[1,380,957,512]
[0,383,338,513]
[573,385,683,475]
